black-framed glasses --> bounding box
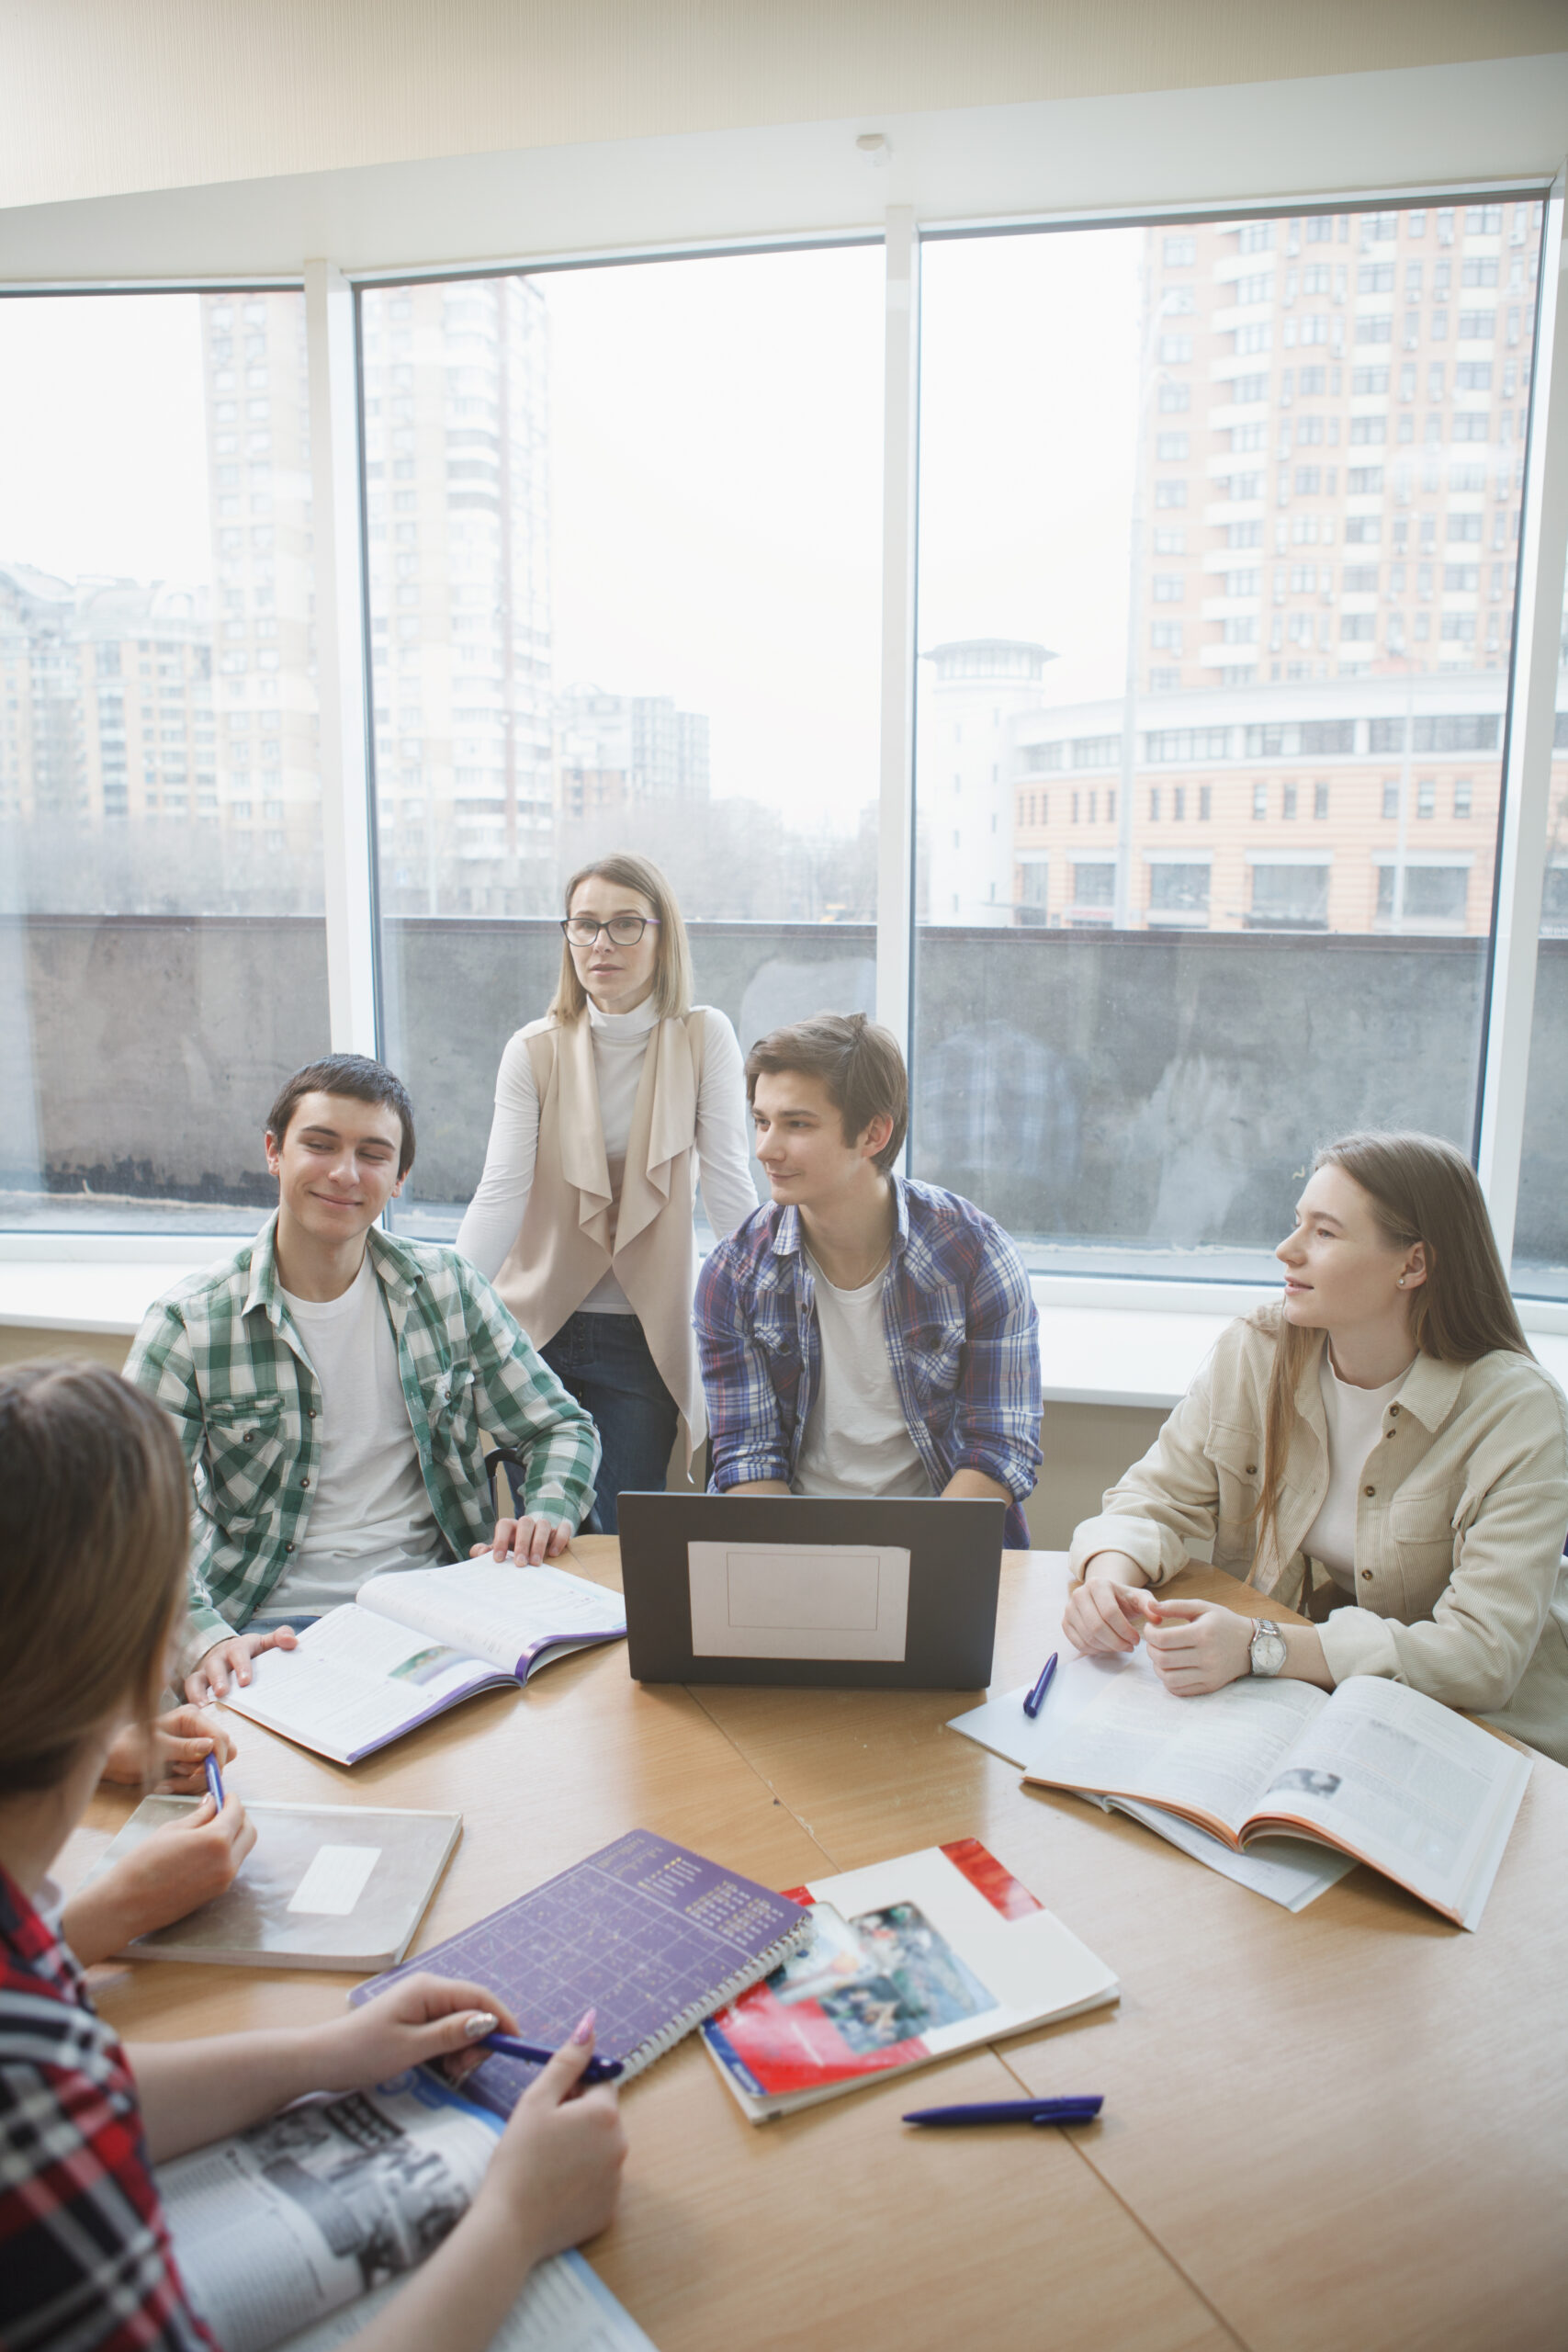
[559,913,662,947]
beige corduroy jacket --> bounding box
[1068,1308,1568,1766]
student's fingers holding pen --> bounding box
[320,1973,525,2094]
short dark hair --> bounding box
[745,1013,908,1175]
[265,1056,417,1178]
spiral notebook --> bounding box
[351,1826,812,2114]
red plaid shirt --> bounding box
[0,1867,217,2352]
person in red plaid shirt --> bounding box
[0,1363,624,2352]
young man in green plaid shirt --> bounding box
[126,1055,600,1701]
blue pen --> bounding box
[480,2031,624,2086]
[1022,1652,1059,1718]
[203,1753,225,1810]
[902,2096,1102,2128]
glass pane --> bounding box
[0,290,326,1233]
[914,198,1546,1275]
[1511,538,1568,1298]
[360,249,884,1235]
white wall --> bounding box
[4,1,1564,215]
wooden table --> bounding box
[83,1544,1568,2352]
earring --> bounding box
[1397,1276,1405,1288]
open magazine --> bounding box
[954,1644,1529,1929]
[223,1560,627,1765]
[158,2066,652,2352]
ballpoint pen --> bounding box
[204,1752,225,1809]
[902,2097,1102,2128]
[1022,1652,1059,1718]
[480,2030,624,2086]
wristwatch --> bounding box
[1249,1619,1288,1678]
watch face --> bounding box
[1252,1623,1287,1676]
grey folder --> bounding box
[617,1492,1006,1689]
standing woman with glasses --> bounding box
[457,854,756,1531]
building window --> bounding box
[1147,864,1211,921]
[1252,782,1268,819]
[1416,780,1436,817]
[1314,782,1329,819]
[1072,862,1115,908]
[1248,865,1329,928]
[1377,866,1468,922]
[1199,785,1212,820]
[1454,779,1472,817]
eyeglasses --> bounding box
[559,913,662,947]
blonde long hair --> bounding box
[1254,1130,1529,1569]
[548,853,694,1023]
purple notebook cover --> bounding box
[352,1826,807,2115]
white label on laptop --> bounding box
[287,1844,381,1916]
[687,1544,910,1661]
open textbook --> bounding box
[159,2068,652,2352]
[701,1838,1118,2122]
[223,1559,628,1765]
[952,1645,1529,1929]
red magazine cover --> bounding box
[703,1838,1081,2107]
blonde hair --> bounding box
[1253,1130,1529,1570]
[0,1363,189,1793]
[548,853,694,1023]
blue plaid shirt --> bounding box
[694,1177,1042,1546]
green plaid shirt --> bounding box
[125,1215,600,1663]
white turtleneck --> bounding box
[456,997,757,1313]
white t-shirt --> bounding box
[455,998,758,1315]
[792,1252,933,1502]
[269,1253,444,1612]
[1302,1351,1415,1590]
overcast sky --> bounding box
[0,230,1142,828]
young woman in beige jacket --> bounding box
[1065,1132,1568,1765]
[456,854,756,1533]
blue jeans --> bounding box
[542,1310,678,1536]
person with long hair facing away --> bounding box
[0,1363,625,2352]
[457,854,757,1531]
[1063,1132,1568,1764]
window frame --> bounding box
[0,169,1563,1328]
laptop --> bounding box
[616,1491,1007,1689]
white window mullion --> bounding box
[1476,168,1568,1266]
[875,208,919,1100]
[304,258,378,1056]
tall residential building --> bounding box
[197,290,319,868]
[360,277,553,914]
[0,563,213,840]
[1008,197,1565,935]
[555,682,712,825]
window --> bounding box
[0,288,324,1233]
[1072,862,1114,907]
[1382,779,1400,817]
[1156,433,1190,460]
[1416,780,1436,817]
[1147,863,1211,921]
[1281,783,1298,818]
[364,247,883,1230]
[1163,235,1196,267]
[1376,865,1468,922]
[1453,779,1472,817]
[1248,864,1329,928]
[1252,782,1268,819]
[1314,782,1329,819]
[1015,857,1049,926]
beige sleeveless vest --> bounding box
[493,1009,709,1464]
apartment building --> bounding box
[1003,197,1566,934]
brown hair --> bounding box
[266,1055,417,1179]
[1254,1130,1529,1569]
[549,854,694,1023]
[0,1363,190,1794]
[745,1012,908,1175]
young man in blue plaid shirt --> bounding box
[694,1015,1041,1543]
[127,1055,600,1701]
